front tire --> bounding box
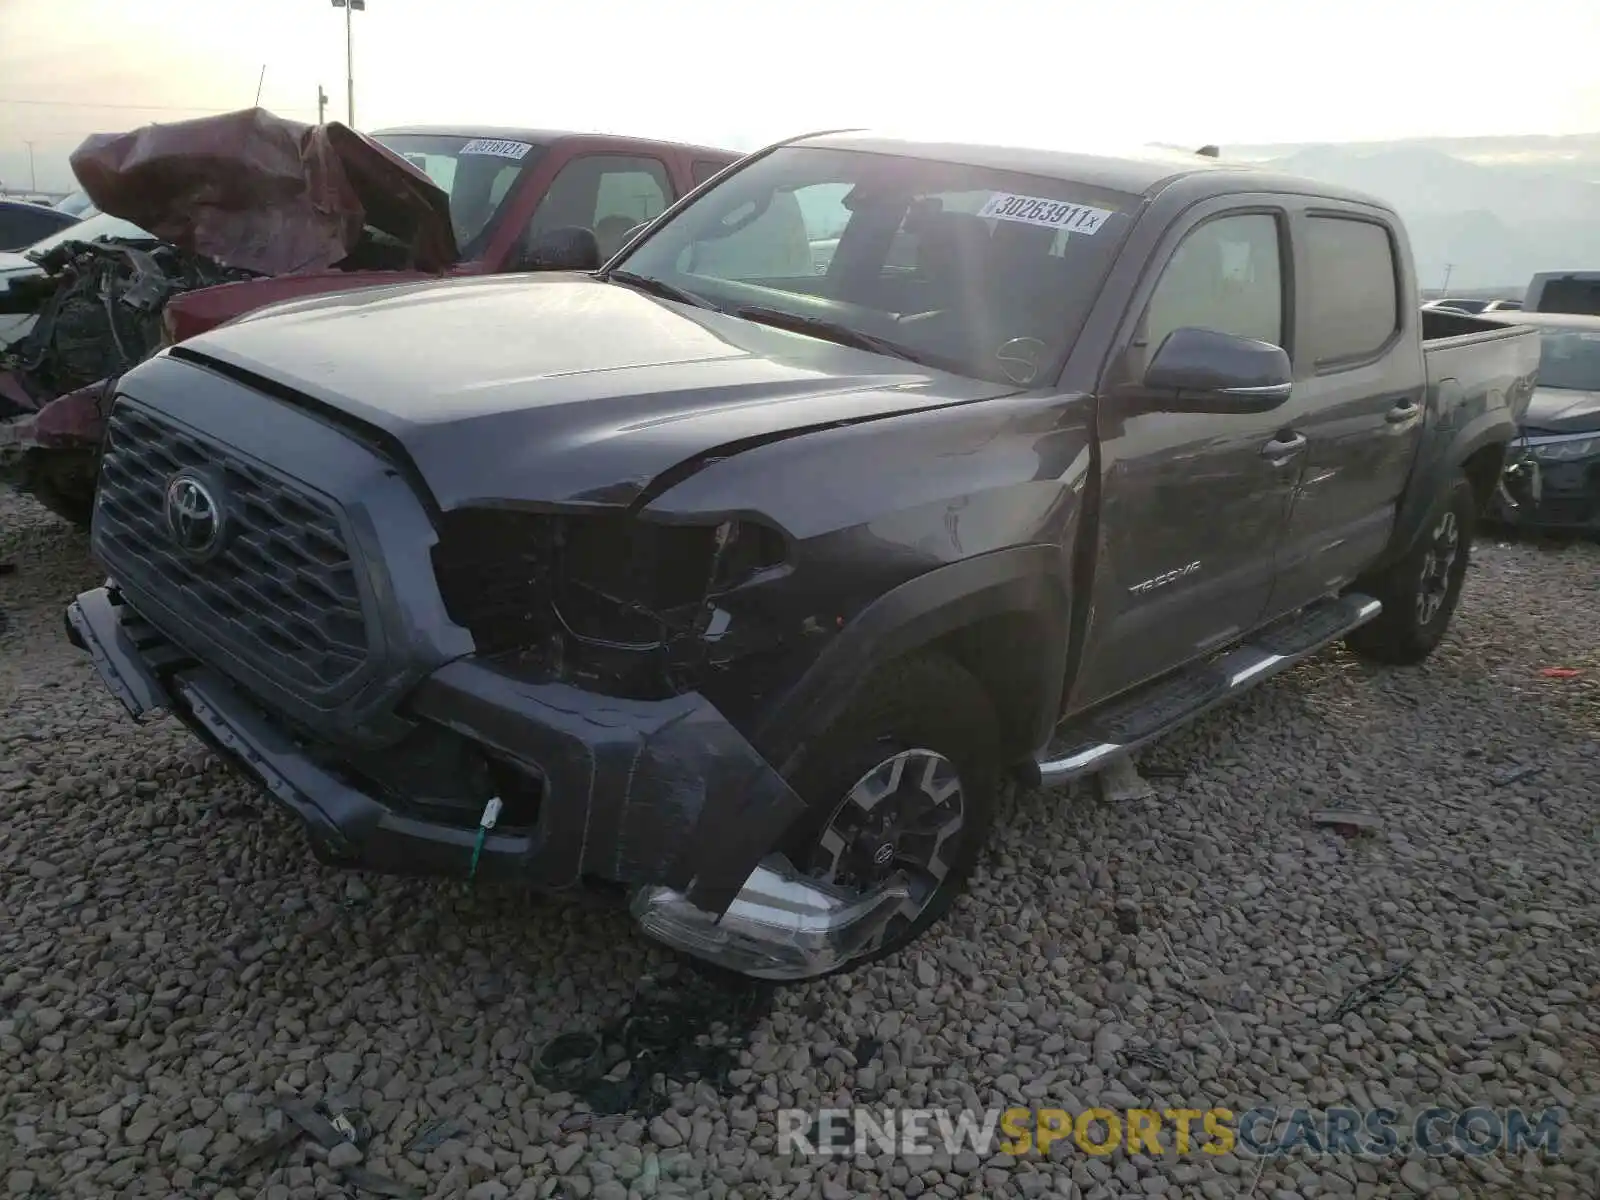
[777,652,1002,978]
[1345,474,1476,665]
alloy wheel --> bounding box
[804,747,969,957]
[1416,509,1460,626]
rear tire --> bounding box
[1345,474,1476,665]
[775,652,1002,978]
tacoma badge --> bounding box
[1129,561,1200,596]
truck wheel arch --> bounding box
[1460,441,1507,513]
[1387,412,1516,565]
[750,544,1072,774]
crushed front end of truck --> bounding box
[63,355,914,981]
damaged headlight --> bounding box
[556,516,787,644]
[1530,434,1600,461]
[431,510,789,660]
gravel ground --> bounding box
[2,489,1597,1200]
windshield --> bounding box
[371,133,546,255]
[26,210,150,257]
[612,145,1137,384]
[1537,327,1600,391]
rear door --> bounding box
[1263,205,1426,616]
[1067,199,1303,711]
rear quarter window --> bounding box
[1302,215,1401,367]
[1531,276,1600,316]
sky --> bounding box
[4,0,1600,192]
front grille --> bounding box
[96,401,371,693]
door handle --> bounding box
[1261,432,1307,459]
[1386,399,1421,424]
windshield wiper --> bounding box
[733,305,932,366]
[607,270,714,310]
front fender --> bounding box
[638,392,1093,765]
[751,543,1074,771]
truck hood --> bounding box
[1523,385,1600,435]
[171,273,1016,510]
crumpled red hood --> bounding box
[69,107,457,276]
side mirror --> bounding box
[1142,327,1292,413]
[519,225,601,272]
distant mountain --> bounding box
[1216,134,1600,291]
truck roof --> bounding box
[370,125,738,159]
[793,130,1394,210]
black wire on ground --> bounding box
[534,971,775,1119]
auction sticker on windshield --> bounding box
[460,139,534,160]
[978,193,1114,235]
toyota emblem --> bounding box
[164,475,224,555]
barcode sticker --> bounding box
[977,193,1113,236]
[459,139,534,160]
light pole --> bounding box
[23,140,36,192]
[330,0,365,127]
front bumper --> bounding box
[68,585,900,979]
[632,862,914,982]
[65,584,813,919]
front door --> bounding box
[1067,205,1303,712]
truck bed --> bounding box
[1421,305,1542,426]
[1378,305,1542,552]
[1421,303,1538,345]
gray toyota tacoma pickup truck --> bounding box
[67,132,1539,982]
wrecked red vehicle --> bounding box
[0,108,738,522]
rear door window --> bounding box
[1302,215,1401,366]
[1531,276,1600,316]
